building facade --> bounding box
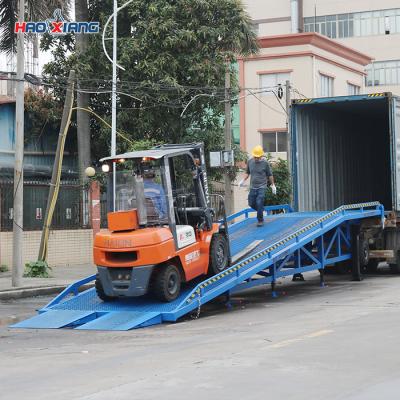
[244,0,400,95]
[238,32,372,159]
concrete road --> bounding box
[1,270,400,400]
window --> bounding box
[338,14,354,38]
[305,8,400,39]
[348,83,360,95]
[262,131,287,153]
[259,72,290,96]
[366,60,400,86]
[320,74,334,97]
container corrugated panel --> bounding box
[292,94,397,212]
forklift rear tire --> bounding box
[153,263,181,302]
[208,233,229,276]
[95,274,115,302]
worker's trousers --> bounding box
[248,187,265,222]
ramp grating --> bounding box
[11,310,96,329]
[75,311,162,331]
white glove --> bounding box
[271,184,277,195]
[238,179,245,187]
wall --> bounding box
[241,40,366,155]
[244,0,400,95]
[315,57,364,96]
[258,20,292,36]
[242,53,312,154]
[339,34,400,61]
[244,0,291,21]
[0,229,94,268]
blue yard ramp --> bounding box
[12,202,384,331]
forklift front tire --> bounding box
[208,234,229,276]
[153,263,181,302]
[95,274,115,302]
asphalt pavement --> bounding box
[1,267,400,400]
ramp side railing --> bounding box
[182,202,383,311]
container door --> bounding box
[392,97,400,211]
[290,104,299,211]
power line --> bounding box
[246,89,286,116]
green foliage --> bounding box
[264,158,292,206]
[128,139,162,152]
[41,0,258,181]
[24,261,52,278]
[24,88,63,142]
[0,265,8,273]
[184,126,248,181]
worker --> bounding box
[239,145,276,227]
[143,167,167,221]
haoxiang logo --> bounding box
[14,9,100,34]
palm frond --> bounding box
[0,0,71,54]
[0,0,17,54]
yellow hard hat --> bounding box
[252,145,264,158]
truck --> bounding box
[291,92,400,273]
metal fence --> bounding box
[0,181,90,231]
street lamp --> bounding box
[101,0,135,211]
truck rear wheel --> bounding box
[359,237,369,267]
[364,259,379,274]
[95,274,115,302]
[389,251,400,273]
[208,234,229,276]
[153,263,181,302]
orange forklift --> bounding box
[94,143,230,302]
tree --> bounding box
[264,158,292,207]
[41,0,257,180]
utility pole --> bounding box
[12,0,25,287]
[285,80,291,174]
[111,0,118,211]
[224,65,233,215]
[38,71,75,262]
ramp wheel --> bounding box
[208,233,229,276]
[359,237,370,267]
[95,274,115,302]
[364,259,379,274]
[153,263,181,302]
[388,250,400,273]
[389,264,400,273]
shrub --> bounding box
[0,265,8,273]
[265,158,292,206]
[24,261,52,278]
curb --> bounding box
[0,283,94,301]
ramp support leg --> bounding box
[271,281,278,298]
[319,268,325,287]
[351,225,363,281]
[225,291,232,309]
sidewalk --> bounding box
[0,264,95,300]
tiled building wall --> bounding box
[0,229,94,268]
